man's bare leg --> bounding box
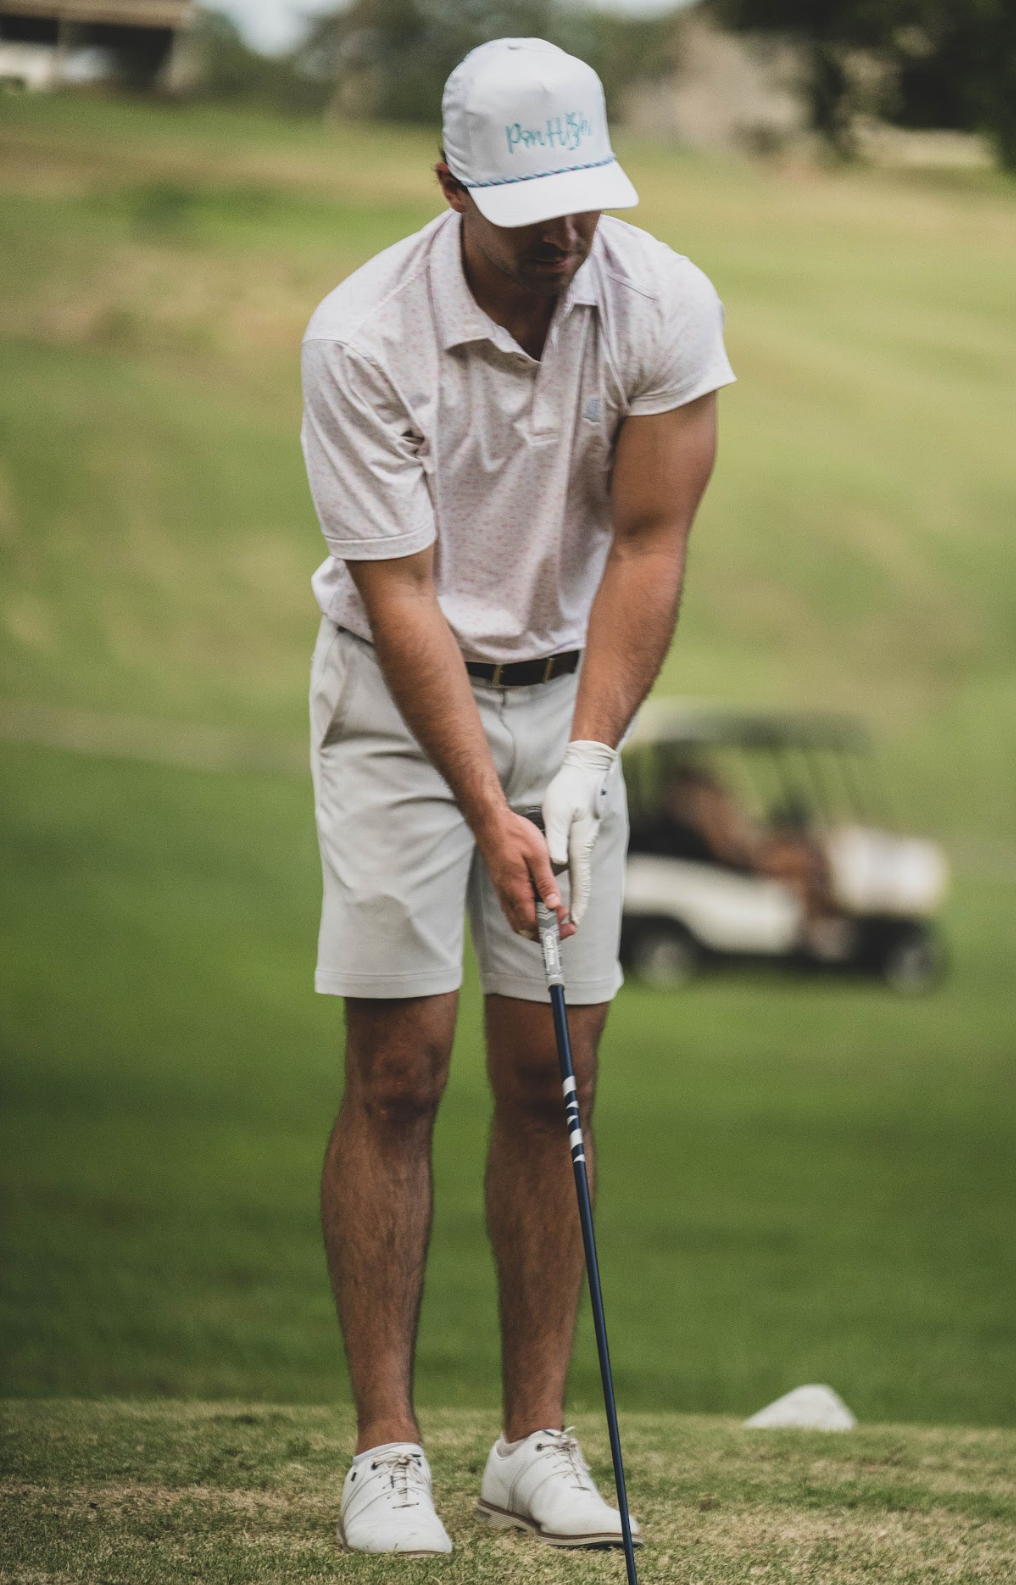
[321,993,457,1453]
[484,993,609,1442]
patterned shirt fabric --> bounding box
[302,209,735,663]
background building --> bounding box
[0,0,192,90]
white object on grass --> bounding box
[744,1384,857,1431]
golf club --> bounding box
[525,809,639,1585]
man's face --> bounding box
[467,204,600,298]
[438,165,599,297]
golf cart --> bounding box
[621,701,949,993]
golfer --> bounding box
[302,37,734,1555]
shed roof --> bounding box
[0,0,192,26]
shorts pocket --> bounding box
[310,624,360,750]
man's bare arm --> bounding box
[346,550,571,938]
[570,390,719,747]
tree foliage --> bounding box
[191,3,678,125]
[189,9,331,113]
[708,0,1016,167]
[293,0,678,124]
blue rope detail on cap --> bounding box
[456,154,617,189]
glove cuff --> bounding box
[562,740,618,774]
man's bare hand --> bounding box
[474,808,575,941]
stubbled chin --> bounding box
[518,268,577,298]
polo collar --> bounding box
[432,211,598,353]
[432,213,495,351]
[567,256,599,310]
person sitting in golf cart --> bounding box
[639,764,830,920]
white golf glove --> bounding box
[542,740,618,928]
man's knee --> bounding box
[487,999,606,1125]
[512,1052,596,1122]
[344,995,455,1129]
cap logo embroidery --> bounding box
[505,111,594,155]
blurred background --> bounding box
[1,0,1013,1429]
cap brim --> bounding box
[469,160,638,228]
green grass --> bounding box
[3,1401,1015,1583]
[2,742,1014,1426]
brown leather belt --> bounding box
[465,650,581,688]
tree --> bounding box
[189,9,330,113]
[294,0,678,125]
[708,0,1016,168]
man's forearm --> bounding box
[571,393,717,748]
[367,593,508,833]
[569,536,687,748]
[346,549,568,938]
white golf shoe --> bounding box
[477,1427,641,1548]
[337,1442,452,1555]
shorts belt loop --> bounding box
[542,656,555,683]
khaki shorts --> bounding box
[310,619,627,1004]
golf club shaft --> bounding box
[535,893,639,1585]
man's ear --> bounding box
[435,161,468,215]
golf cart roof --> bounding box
[625,700,871,753]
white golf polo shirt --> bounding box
[302,209,734,663]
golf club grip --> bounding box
[523,807,565,987]
[535,898,564,987]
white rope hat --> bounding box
[442,38,639,227]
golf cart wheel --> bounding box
[629,922,700,989]
[878,924,947,995]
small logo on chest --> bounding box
[584,397,601,422]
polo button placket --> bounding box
[530,318,562,442]
[531,365,558,442]
[531,308,587,442]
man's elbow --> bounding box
[609,516,693,565]
[345,548,438,616]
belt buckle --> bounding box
[491,663,503,687]
[541,655,555,684]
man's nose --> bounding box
[540,215,580,250]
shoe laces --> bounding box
[532,1428,595,1491]
[369,1450,426,1509]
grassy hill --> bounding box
[1,96,1015,1457]
[2,94,1015,831]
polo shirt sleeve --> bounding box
[627,259,736,416]
[301,338,436,561]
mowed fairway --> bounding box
[1,92,1016,1583]
[1,740,1014,1426]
